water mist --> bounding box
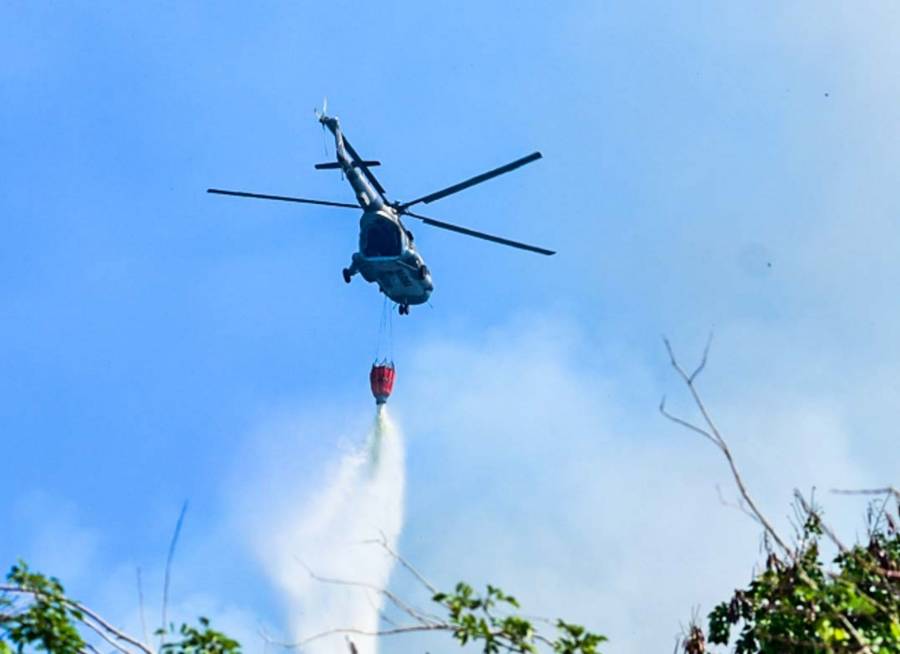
[259,407,405,654]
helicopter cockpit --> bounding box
[362,218,402,257]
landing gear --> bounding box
[398,304,409,316]
[342,268,352,284]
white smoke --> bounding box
[256,406,405,654]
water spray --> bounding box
[259,402,405,654]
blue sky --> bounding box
[3,2,899,652]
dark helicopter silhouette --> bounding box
[208,104,553,315]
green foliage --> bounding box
[159,617,241,654]
[433,582,606,654]
[1,561,240,654]
[553,620,606,654]
[704,509,900,653]
[0,558,603,654]
[0,560,85,654]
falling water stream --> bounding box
[261,407,405,654]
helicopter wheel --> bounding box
[342,268,352,284]
[399,304,409,316]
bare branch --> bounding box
[67,596,154,654]
[263,623,452,650]
[136,567,149,647]
[295,558,438,627]
[831,487,900,500]
[78,615,137,654]
[161,500,189,645]
[689,332,714,383]
[659,397,720,447]
[833,488,900,538]
[715,484,762,525]
[356,588,400,629]
[268,622,559,652]
[793,490,847,553]
[869,493,895,538]
[286,535,596,653]
[661,337,790,554]
[362,531,439,596]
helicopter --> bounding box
[208,105,554,315]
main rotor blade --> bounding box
[399,151,542,210]
[405,210,555,256]
[207,188,359,209]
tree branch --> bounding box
[663,339,894,654]
[136,566,149,647]
[831,487,900,500]
[263,623,452,650]
[0,585,154,654]
[715,484,762,525]
[661,337,790,554]
[362,532,439,596]
[161,500,189,646]
[294,559,438,627]
[793,490,848,553]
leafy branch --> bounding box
[268,536,606,654]
[0,561,239,654]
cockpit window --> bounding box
[364,220,402,257]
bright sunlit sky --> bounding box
[3,2,899,652]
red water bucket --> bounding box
[370,362,396,404]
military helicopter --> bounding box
[208,105,554,315]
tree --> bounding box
[0,561,239,654]
[661,338,899,653]
[702,503,899,653]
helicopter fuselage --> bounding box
[322,115,433,307]
[350,207,433,306]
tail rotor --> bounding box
[315,97,329,156]
[314,96,328,124]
